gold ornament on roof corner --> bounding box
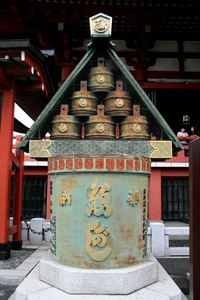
[94,18,108,33]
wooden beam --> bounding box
[11,152,20,169]
[18,82,44,93]
[4,65,34,77]
[8,225,17,236]
[136,81,200,90]
[21,51,49,97]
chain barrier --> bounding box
[23,218,51,235]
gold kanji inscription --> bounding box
[59,191,71,206]
[86,221,113,262]
[86,183,112,217]
[127,191,140,207]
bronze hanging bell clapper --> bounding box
[88,57,115,92]
[70,81,99,116]
[85,104,115,139]
[104,81,133,116]
[119,105,150,140]
[51,104,82,139]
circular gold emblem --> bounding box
[133,124,141,133]
[94,18,108,33]
[96,123,105,133]
[79,98,88,108]
[96,75,105,84]
[115,99,124,108]
[59,123,68,133]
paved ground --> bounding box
[0,284,16,300]
[158,257,189,299]
[0,249,35,270]
[0,248,35,299]
[0,246,190,300]
[0,246,49,300]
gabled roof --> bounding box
[17,41,183,154]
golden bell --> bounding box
[104,81,132,116]
[85,105,115,139]
[51,105,81,139]
[120,105,149,140]
[88,57,115,92]
[70,81,99,116]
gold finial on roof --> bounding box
[89,13,112,39]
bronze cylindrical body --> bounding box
[70,81,99,116]
[88,57,114,92]
[104,81,132,116]
[85,105,115,139]
[51,105,82,139]
[120,105,149,140]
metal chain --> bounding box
[23,218,51,235]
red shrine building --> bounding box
[0,0,199,259]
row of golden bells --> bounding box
[51,57,149,140]
[51,104,149,140]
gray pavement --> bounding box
[0,246,49,300]
[0,246,190,300]
[158,257,190,299]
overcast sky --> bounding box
[14,103,34,135]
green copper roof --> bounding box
[18,41,183,154]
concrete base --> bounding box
[15,251,182,300]
[40,251,158,295]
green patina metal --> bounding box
[49,154,149,268]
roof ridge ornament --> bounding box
[89,13,112,40]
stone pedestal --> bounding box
[40,251,158,295]
[15,251,182,300]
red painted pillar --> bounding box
[12,148,24,249]
[148,168,162,220]
[0,89,15,259]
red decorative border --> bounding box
[95,158,104,169]
[59,160,65,170]
[85,158,93,169]
[66,159,73,169]
[106,159,115,169]
[48,155,151,174]
[75,159,83,169]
